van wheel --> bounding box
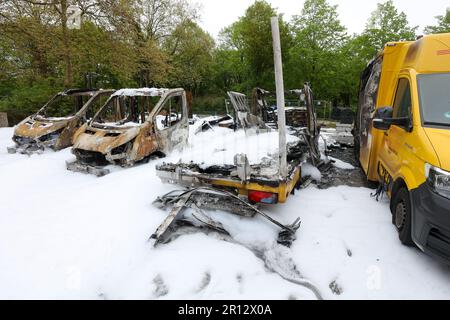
[392,188,414,246]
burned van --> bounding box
[7,89,114,154]
[66,88,189,177]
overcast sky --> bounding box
[195,0,449,38]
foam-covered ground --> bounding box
[0,126,448,300]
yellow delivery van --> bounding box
[354,33,450,264]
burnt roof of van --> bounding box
[62,88,101,95]
[112,88,169,97]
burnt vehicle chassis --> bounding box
[250,85,321,165]
[151,187,302,247]
[150,84,326,294]
[7,89,114,155]
[156,83,324,205]
[66,88,189,177]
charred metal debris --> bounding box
[7,89,114,155]
[150,187,301,247]
[152,84,326,249]
[195,84,322,164]
[156,84,324,194]
[150,188,323,300]
[66,88,190,177]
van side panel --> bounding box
[356,58,382,177]
[366,43,412,181]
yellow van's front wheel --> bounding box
[392,188,414,246]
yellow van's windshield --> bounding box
[418,73,450,127]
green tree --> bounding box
[0,0,204,121]
[0,0,216,123]
[219,0,291,91]
[211,48,246,93]
[164,20,215,95]
[363,0,417,55]
[70,21,139,88]
[332,0,418,108]
[1,0,85,87]
[98,0,198,87]
[0,76,63,124]
[287,0,347,102]
[336,35,372,107]
[0,1,59,82]
[425,8,450,34]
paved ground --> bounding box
[319,146,373,189]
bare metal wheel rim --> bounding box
[395,202,407,229]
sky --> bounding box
[195,0,449,38]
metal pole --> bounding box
[271,16,287,180]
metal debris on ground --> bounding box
[150,187,301,247]
[150,187,323,300]
[194,115,234,134]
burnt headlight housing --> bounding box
[425,164,450,199]
[13,136,33,144]
[39,129,63,142]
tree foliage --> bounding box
[287,0,348,102]
[0,0,209,121]
[165,19,215,94]
[363,0,417,55]
[1,0,447,123]
[425,8,450,34]
[218,0,291,91]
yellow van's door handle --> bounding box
[384,132,389,137]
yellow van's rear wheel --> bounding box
[392,188,414,246]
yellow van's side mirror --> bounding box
[373,106,412,131]
[373,118,392,130]
[373,116,411,131]
[373,106,394,130]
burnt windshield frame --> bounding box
[90,94,162,128]
[417,72,450,129]
[36,92,95,119]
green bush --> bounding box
[192,95,228,116]
[0,80,63,125]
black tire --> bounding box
[391,188,414,246]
